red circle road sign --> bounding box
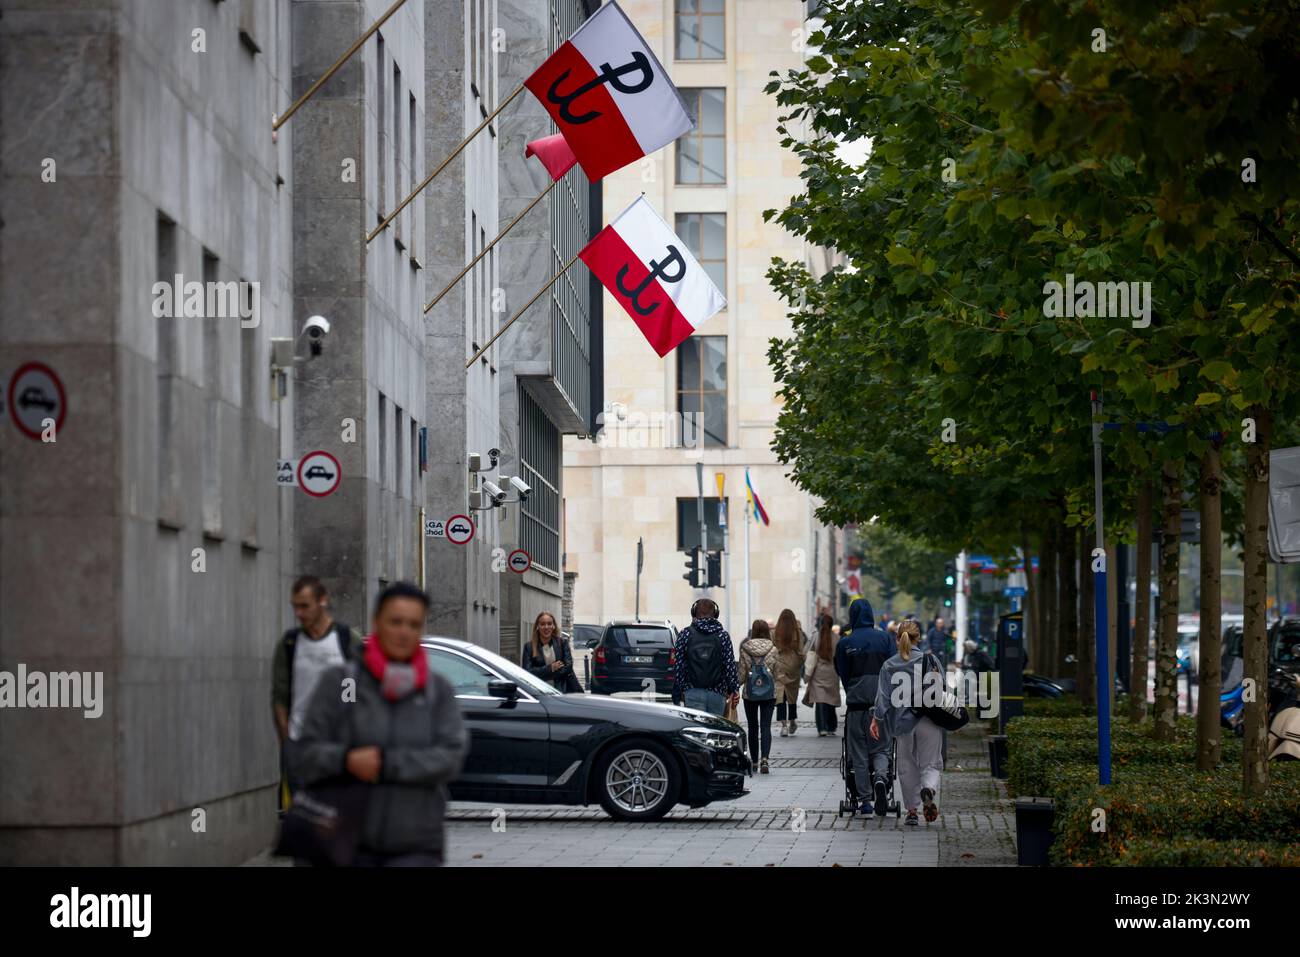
[297,450,342,497]
[446,514,475,544]
[507,549,532,573]
[7,361,67,441]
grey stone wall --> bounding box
[1,0,294,864]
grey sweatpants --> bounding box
[846,710,891,800]
[896,716,943,812]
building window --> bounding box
[240,299,258,544]
[676,88,725,184]
[677,335,726,448]
[395,404,404,498]
[201,249,222,533]
[155,213,180,526]
[676,497,728,551]
[519,388,561,574]
[378,392,388,489]
[393,62,403,242]
[376,34,387,220]
[675,212,725,293]
[675,0,724,60]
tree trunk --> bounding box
[1040,522,1058,678]
[1153,458,1182,742]
[1130,480,1153,723]
[1079,525,1096,712]
[1197,444,1223,770]
[1243,407,1274,796]
[1021,523,1039,669]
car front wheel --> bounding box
[594,738,679,822]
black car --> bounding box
[304,464,334,481]
[1270,618,1300,674]
[18,386,56,413]
[423,637,748,821]
[589,619,678,698]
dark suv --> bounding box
[589,620,677,698]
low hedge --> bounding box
[1004,714,1243,798]
[1049,764,1300,865]
[1107,837,1300,867]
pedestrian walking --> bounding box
[286,582,468,866]
[271,576,364,807]
[835,597,896,816]
[870,619,942,826]
[924,616,949,671]
[802,614,842,736]
[521,611,582,693]
[772,608,804,736]
[737,619,779,773]
[672,598,739,716]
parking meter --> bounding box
[996,611,1025,732]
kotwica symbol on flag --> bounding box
[580,196,726,357]
[524,1,693,182]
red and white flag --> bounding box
[525,134,578,181]
[524,2,693,182]
[580,196,726,357]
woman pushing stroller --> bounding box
[870,618,942,825]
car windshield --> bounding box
[1273,625,1300,666]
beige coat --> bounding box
[802,642,842,706]
[771,645,803,705]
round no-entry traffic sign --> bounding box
[7,361,66,440]
[446,514,475,544]
[507,549,532,573]
[297,450,342,497]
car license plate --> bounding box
[625,655,653,664]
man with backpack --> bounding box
[835,597,896,816]
[272,576,364,807]
[671,598,738,717]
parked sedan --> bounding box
[422,637,749,821]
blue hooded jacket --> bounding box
[834,598,896,710]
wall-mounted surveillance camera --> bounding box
[488,447,501,462]
[509,476,532,498]
[302,315,331,356]
[481,480,507,504]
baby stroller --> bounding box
[838,732,900,818]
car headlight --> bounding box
[681,727,742,751]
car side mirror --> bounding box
[488,680,519,701]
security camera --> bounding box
[304,315,331,339]
[481,480,507,504]
[509,476,532,498]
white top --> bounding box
[289,627,344,740]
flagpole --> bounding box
[272,0,410,132]
[367,83,525,244]
[465,249,582,368]
[744,479,752,634]
[425,180,556,314]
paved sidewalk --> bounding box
[440,706,1016,868]
[243,703,1016,868]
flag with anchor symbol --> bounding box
[524,1,693,182]
[580,196,726,357]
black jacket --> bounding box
[521,636,582,693]
[835,598,896,711]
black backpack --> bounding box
[683,628,725,690]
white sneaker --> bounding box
[779,724,789,737]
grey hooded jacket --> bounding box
[871,650,932,738]
[288,660,469,857]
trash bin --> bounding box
[987,734,1008,779]
[1015,797,1055,866]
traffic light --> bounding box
[706,550,723,588]
[944,598,953,607]
[944,560,956,587]
[682,547,702,588]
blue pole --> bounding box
[1092,392,1112,785]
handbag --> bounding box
[274,777,369,866]
[274,678,369,866]
[919,652,969,731]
